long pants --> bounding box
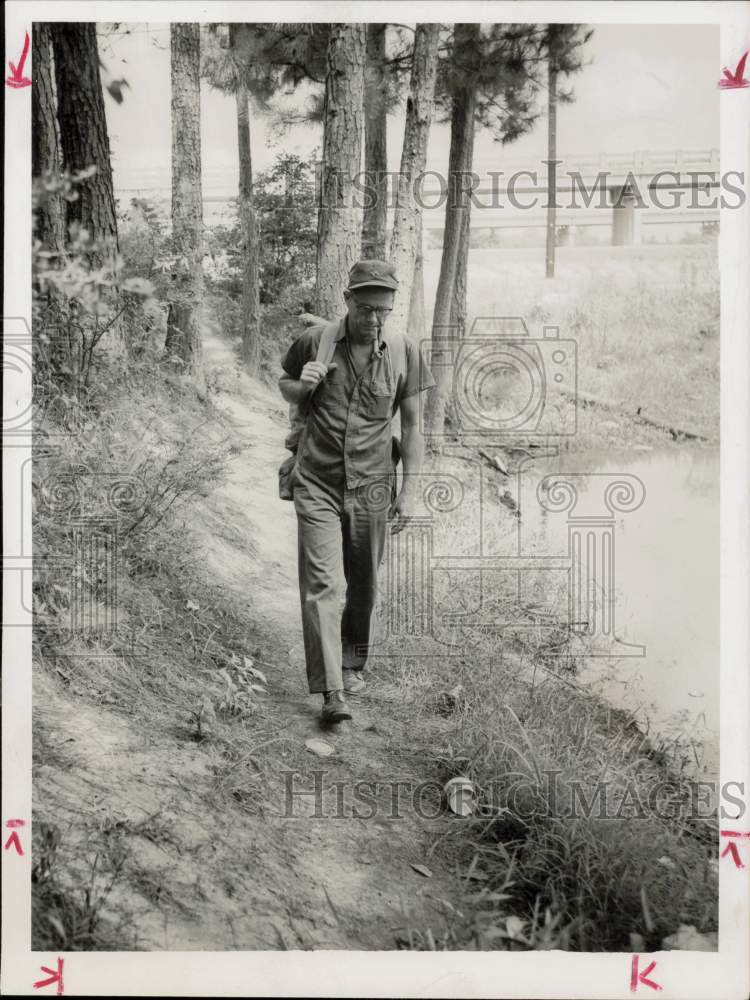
[293,477,389,694]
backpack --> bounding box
[278,321,340,500]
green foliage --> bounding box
[33,172,157,411]
[202,153,317,309]
[255,153,317,303]
[201,23,285,108]
[217,653,268,718]
[435,24,544,144]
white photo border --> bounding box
[3,1,748,996]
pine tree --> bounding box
[201,24,277,373]
[389,23,441,336]
[361,24,389,259]
[425,24,544,439]
[164,24,204,373]
[32,22,65,252]
[51,23,118,246]
[543,24,593,278]
[315,23,366,317]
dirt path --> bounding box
[33,330,469,951]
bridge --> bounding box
[413,148,721,245]
[114,147,721,247]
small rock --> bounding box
[506,915,526,940]
[657,856,677,870]
[305,738,335,758]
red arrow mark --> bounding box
[4,818,26,855]
[718,50,749,89]
[720,830,750,868]
[630,955,662,992]
[6,31,32,89]
[33,957,64,995]
[721,841,744,868]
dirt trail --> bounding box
[33,329,468,950]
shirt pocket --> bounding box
[360,378,393,420]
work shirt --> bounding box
[281,318,435,491]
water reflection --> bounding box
[517,446,719,777]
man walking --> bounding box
[279,260,435,724]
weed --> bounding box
[31,822,131,951]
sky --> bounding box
[96,23,720,194]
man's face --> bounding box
[344,287,395,342]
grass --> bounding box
[423,242,720,449]
[31,347,287,949]
[374,444,719,951]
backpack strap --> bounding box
[314,319,340,368]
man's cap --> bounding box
[347,259,399,292]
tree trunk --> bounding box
[447,29,479,339]
[449,205,471,335]
[165,23,203,373]
[32,22,65,252]
[545,29,558,280]
[448,109,475,339]
[51,23,117,246]
[423,27,478,441]
[389,22,439,336]
[407,212,426,340]
[235,81,261,373]
[361,23,388,260]
[315,23,366,317]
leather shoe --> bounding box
[342,669,365,694]
[321,690,352,724]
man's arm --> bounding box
[279,316,337,403]
[279,362,337,403]
[389,393,425,534]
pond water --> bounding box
[516,445,719,777]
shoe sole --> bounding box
[321,709,352,724]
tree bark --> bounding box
[545,27,559,279]
[423,25,478,440]
[407,212,426,340]
[449,205,471,336]
[389,22,439,336]
[165,23,204,373]
[235,81,261,373]
[361,23,388,260]
[315,23,366,317]
[32,22,65,252]
[51,23,118,246]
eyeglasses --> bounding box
[352,298,392,319]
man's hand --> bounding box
[388,489,417,534]
[300,360,337,389]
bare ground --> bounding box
[33,330,473,951]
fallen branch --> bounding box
[561,388,711,442]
